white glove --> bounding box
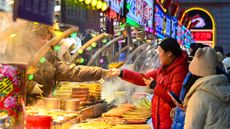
[31,83,44,94]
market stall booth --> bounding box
[22,24,153,129]
[0,0,195,128]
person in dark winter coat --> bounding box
[110,38,188,129]
[171,43,207,129]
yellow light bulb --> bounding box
[91,0,97,7]
[85,0,91,5]
[101,2,108,11]
[10,34,16,38]
[96,1,102,9]
[33,22,39,25]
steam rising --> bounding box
[102,48,160,104]
[0,12,51,64]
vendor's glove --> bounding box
[31,83,44,94]
[102,69,121,79]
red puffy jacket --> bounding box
[121,52,188,129]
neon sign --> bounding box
[165,15,171,37]
[181,26,186,45]
[171,17,177,39]
[105,0,125,16]
[155,5,164,38]
[185,7,215,47]
[176,24,182,44]
[191,30,213,41]
[126,0,153,28]
[183,28,192,48]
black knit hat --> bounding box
[159,38,182,57]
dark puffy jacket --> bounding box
[171,73,191,129]
[121,52,188,129]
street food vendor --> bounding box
[26,24,111,99]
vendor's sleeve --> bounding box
[55,61,109,82]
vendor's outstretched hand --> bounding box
[109,68,121,77]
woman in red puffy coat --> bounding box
[111,38,188,129]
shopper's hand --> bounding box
[171,98,187,111]
[170,107,176,120]
[109,68,121,77]
[143,77,154,88]
[31,84,44,94]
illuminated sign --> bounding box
[165,15,171,37]
[186,7,215,47]
[105,0,125,16]
[126,0,154,28]
[181,26,186,45]
[176,24,182,44]
[191,30,213,41]
[189,10,212,29]
[155,5,164,38]
[171,17,177,38]
[0,78,13,96]
[183,29,192,48]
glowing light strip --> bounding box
[194,41,213,43]
[180,12,186,24]
[190,29,213,32]
[185,7,216,48]
[156,0,167,12]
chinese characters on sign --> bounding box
[127,0,153,28]
[0,78,14,96]
[0,64,26,127]
[171,17,177,39]
[192,31,213,41]
[155,5,164,38]
[104,0,125,16]
[188,10,214,47]
[165,15,171,37]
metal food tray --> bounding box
[53,116,80,129]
